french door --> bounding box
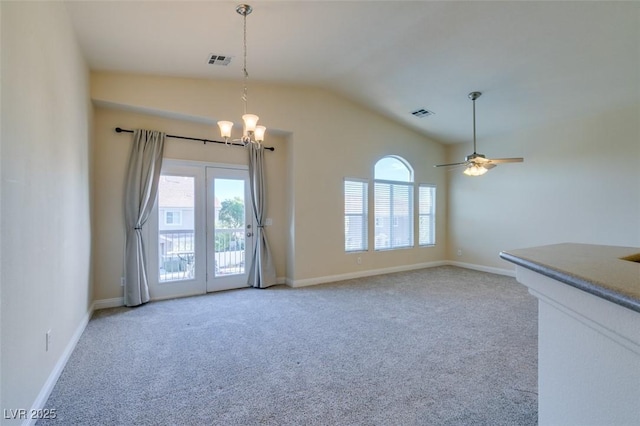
[206,167,255,292]
[147,161,254,300]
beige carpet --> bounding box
[39,266,538,425]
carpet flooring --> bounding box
[39,266,538,425]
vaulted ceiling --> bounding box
[66,1,639,145]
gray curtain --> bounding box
[247,143,277,288]
[124,129,165,306]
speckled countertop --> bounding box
[500,243,640,313]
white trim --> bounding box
[446,260,515,277]
[531,287,640,356]
[287,261,449,287]
[24,306,93,426]
[163,158,249,171]
[285,260,515,288]
[92,297,125,310]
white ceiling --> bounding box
[66,1,639,145]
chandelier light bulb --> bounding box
[242,114,259,133]
[217,121,233,139]
[254,125,266,143]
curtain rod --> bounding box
[114,127,275,151]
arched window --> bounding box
[374,156,413,182]
[374,156,414,250]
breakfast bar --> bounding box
[500,243,640,426]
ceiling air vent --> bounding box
[411,108,435,118]
[208,54,232,66]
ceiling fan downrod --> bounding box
[469,91,481,154]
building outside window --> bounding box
[164,210,182,226]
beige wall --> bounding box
[92,106,289,300]
[447,103,640,270]
[1,1,636,418]
[1,1,91,421]
[90,72,448,287]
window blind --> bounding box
[344,179,368,252]
[419,184,436,246]
[374,182,413,250]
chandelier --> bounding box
[217,4,266,146]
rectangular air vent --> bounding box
[208,54,232,66]
[411,108,435,118]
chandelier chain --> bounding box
[242,11,248,115]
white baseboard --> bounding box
[287,261,450,287]
[284,260,515,287]
[24,305,94,426]
[92,297,125,310]
[446,260,515,277]
[91,267,510,301]
[95,282,279,307]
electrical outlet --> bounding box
[120,277,125,286]
[46,330,52,352]
[457,249,463,257]
[265,218,273,226]
[357,256,362,265]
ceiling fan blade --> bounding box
[484,163,497,170]
[488,157,524,164]
[434,161,468,168]
[471,155,490,164]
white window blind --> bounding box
[374,182,413,250]
[419,184,436,246]
[344,179,368,252]
[373,156,414,251]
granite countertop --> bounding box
[500,243,640,313]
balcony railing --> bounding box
[158,228,246,282]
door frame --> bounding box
[146,159,254,301]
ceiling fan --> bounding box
[435,92,523,176]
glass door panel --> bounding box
[158,175,196,282]
[213,178,246,277]
[148,164,206,301]
[206,167,254,292]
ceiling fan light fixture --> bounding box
[434,91,523,175]
[463,164,488,176]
